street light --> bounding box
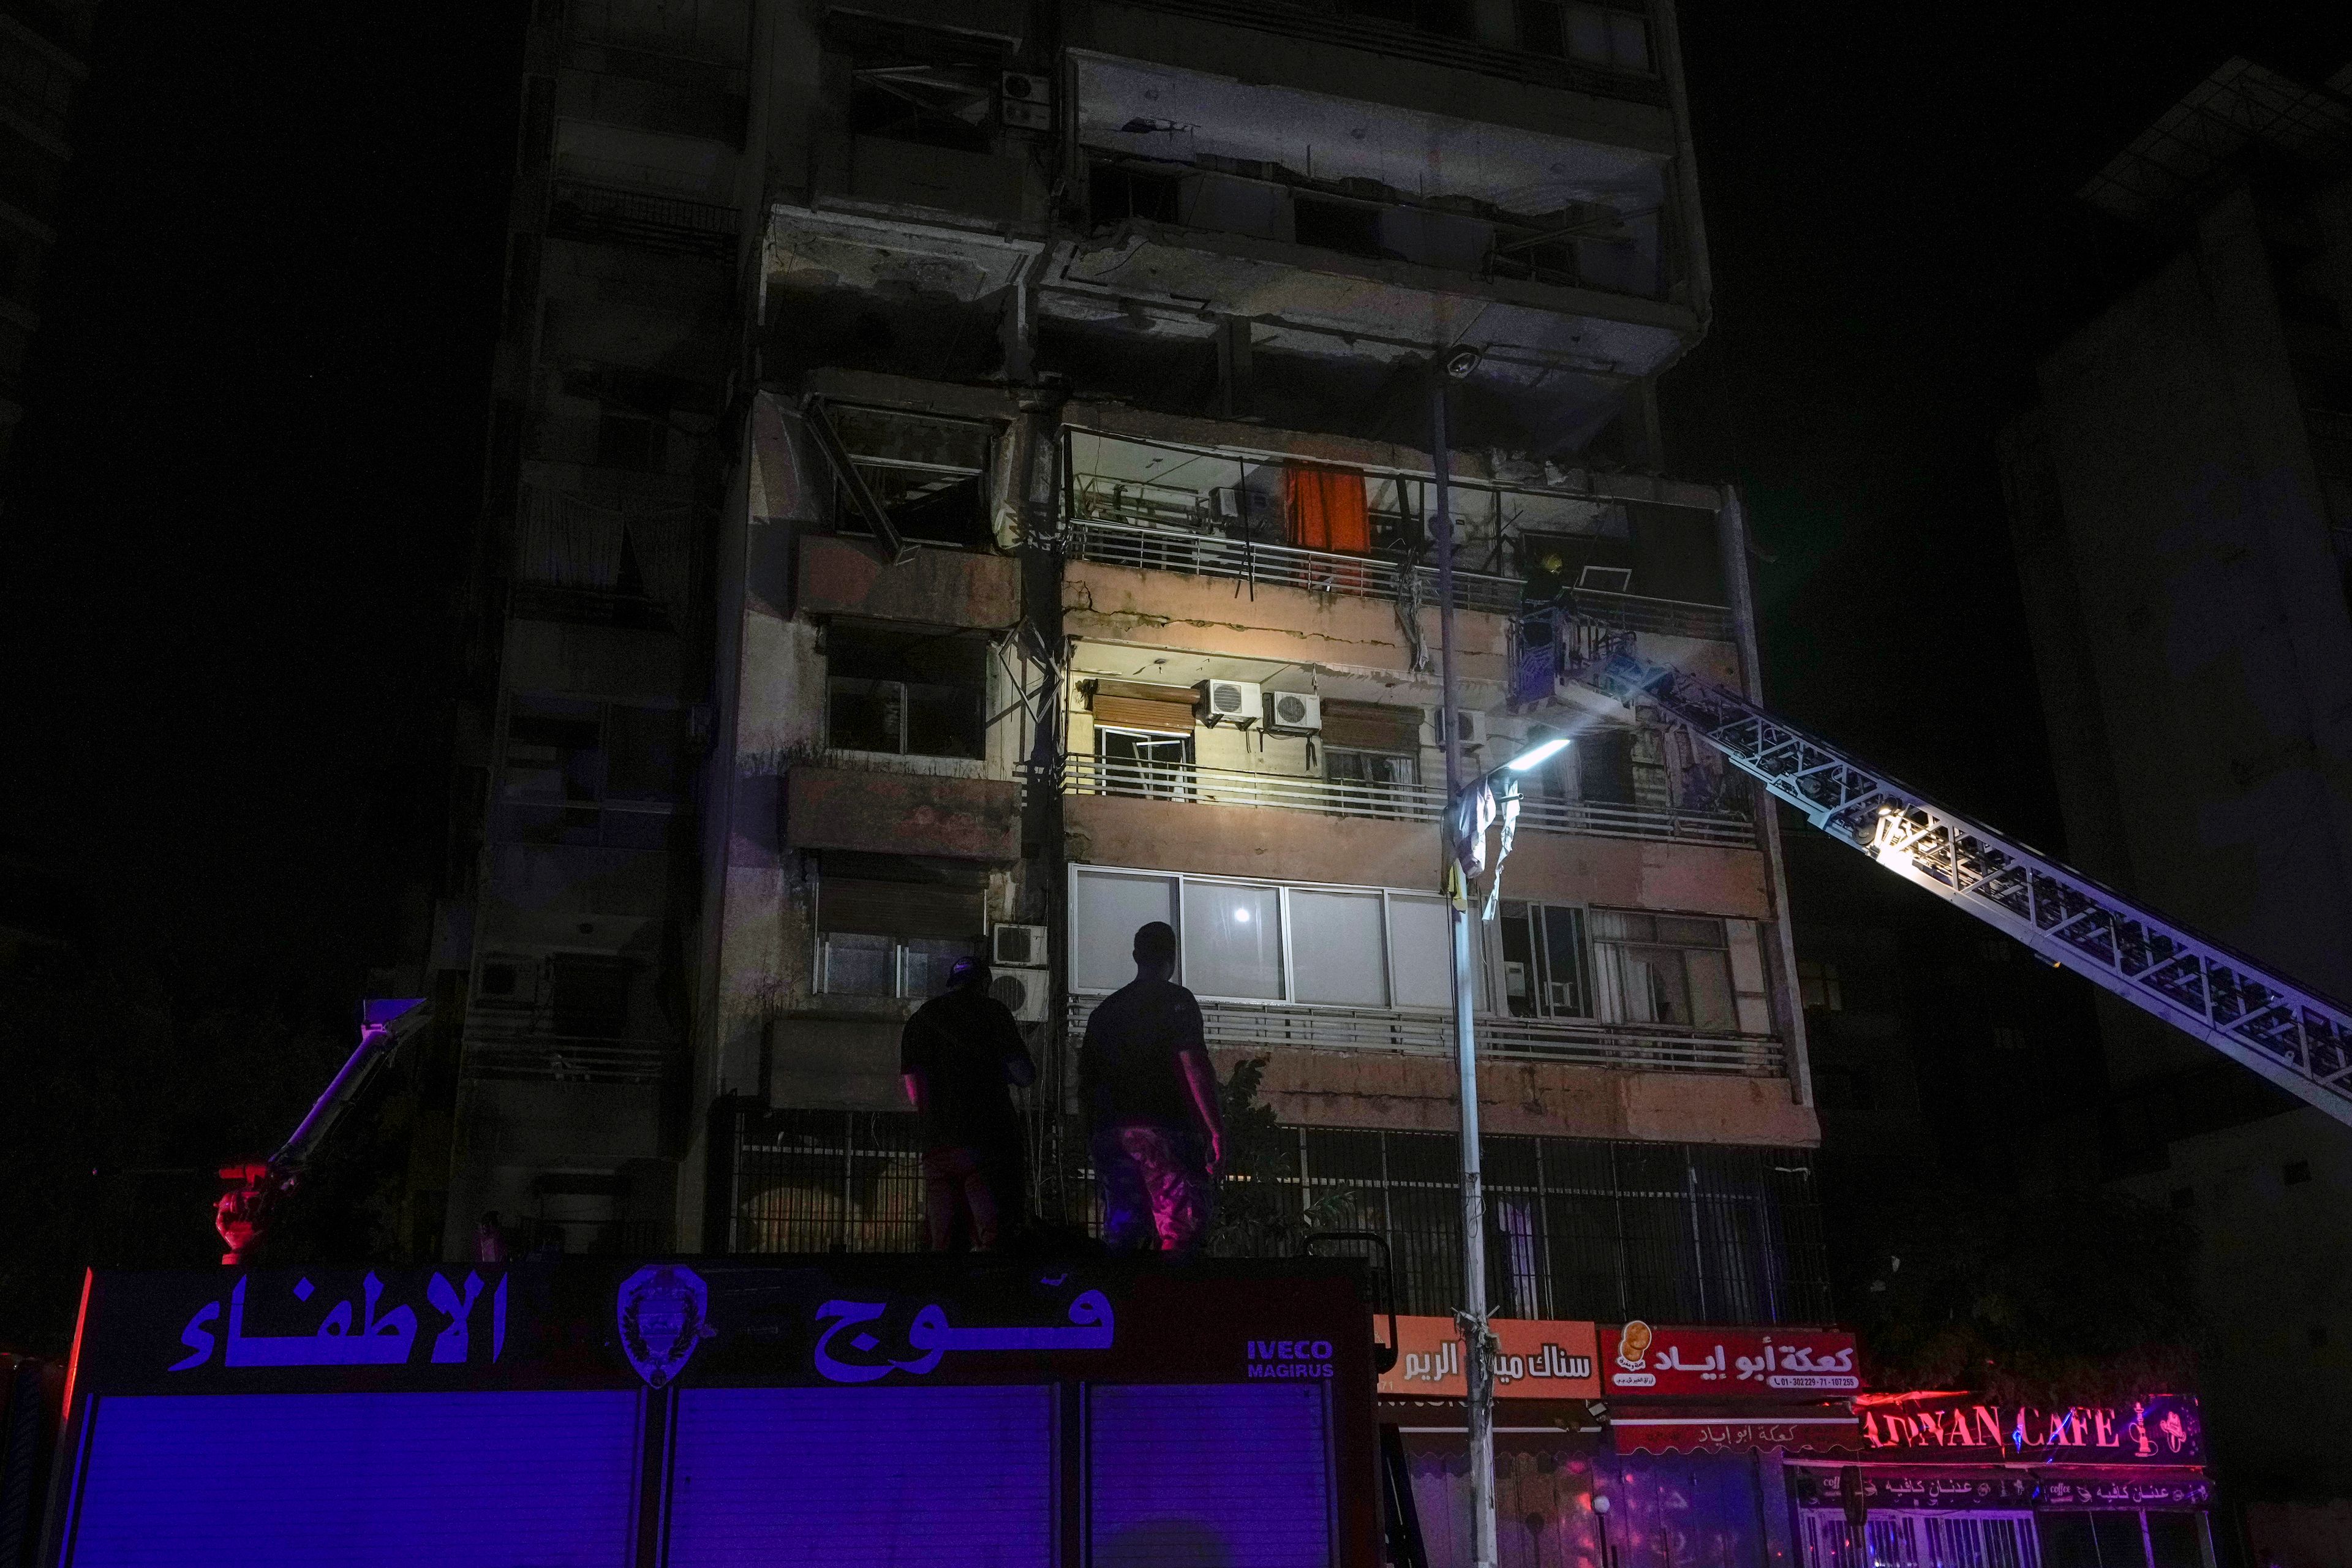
[1431,364,1568,1568]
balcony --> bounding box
[461,1022,673,1085]
[1066,514,1522,619]
[1562,585,1732,643]
[1069,995,1784,1076]
[1050,752,1757,850]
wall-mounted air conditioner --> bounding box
[1262,690,1322,736]
[1454,710,1488,750]
[990,967,1053,1023]
[1505,960,1529,1000]
[991,922,1049,970]
[1197,679,1262,726]
[1000,72,1052,131]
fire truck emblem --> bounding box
[617,1264,714,1389]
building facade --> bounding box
[0,0,92,473]
[431,0,1826,1338]
[1999,58,2352,1511]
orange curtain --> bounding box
[1284,466,1371,553]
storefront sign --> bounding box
[1613,1414,1861,1454]
[1795,1466,2210,1512]
[1377,1315,1600,1399]
[1600,1322,1858,1397]
[2041,1476,2211,1509]
[1853,1392,2203,1464]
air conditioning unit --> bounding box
[1262,690,1322,736]
[990,922,1049,970]
[999,72,1052,132]
[1545,982,1580,1012]
[1197,679,1262,726]
[990,967,1053,1023]
[1454,710,1488,750]
[1504,960,1529,1000]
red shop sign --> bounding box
[1599,1322,1858,1398]
[1613,1413,1862,1454]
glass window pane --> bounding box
[900,937,969,1000]
[1289,889,1388,1006]
[823,933,894,997]
[903,679,984,758]
[1182,881,1284,999]
[1655,915,1724,948]
[1071,871,1177,991]
[2146,1516,2203,1568]
[1388,894,1453,1009]
[829,679,902,753]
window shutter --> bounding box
[820,878,986,940]
[1321,699,1422,753]
[1088,679,1197,735]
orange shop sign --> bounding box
[1376,1316,1600,1400]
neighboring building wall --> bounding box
[0,1,93,473]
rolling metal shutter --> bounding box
[667,1385,1054,1567]
[1089,680,1198,734]
[1089,1383,1334,1567]
[62,1390,638,1567]
[1320,701,1422,754]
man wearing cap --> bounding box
[1078,921,1226,1254]
[902,955,1036,1251]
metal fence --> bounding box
[545,180,741,258]
[717,1109,1831,1327]
[1564,586,1735,643]
[1065,515,1524,618]
[460,1021,673,1085]
[1055,753,1758,850]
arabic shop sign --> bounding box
[1377,1315,1600,1400]
[170,1270,509,1371]
[1797,1467,2212,1512]
[1602,1322,1858,1397]
[1853,1392,2203,1464]
[1612,1414,1861,1455]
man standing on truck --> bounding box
[1078,921,1226,1254]
[902,955,1036,1251]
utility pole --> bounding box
[1432,364,1498,1568]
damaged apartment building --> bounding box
[432,0,1827,1318]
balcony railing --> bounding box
[462,1021,673,1085]
[1564,586,1733,642]
[1065,515,1523,618]
[1052,753,1757,849]
[1071,995,1784,1077]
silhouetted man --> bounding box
[1078,921,1226,1254]
[902,956,1036,1251]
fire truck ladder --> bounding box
[1562,630,2352,1129]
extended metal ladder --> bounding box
[1559,628,2352,1128]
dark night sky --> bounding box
[6,3,2352,1002]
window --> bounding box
[1512,1,1651,72]
[831,405,995,549]
[1069,866,1453,1008]
[846,62,995,153]
[1325,747,1417,814]
[1292,196,1387,259]
[815,854,987,999]
[826,624,989,760]
[1499,902,1589,1019]
[1337,0,1474,39]
[1591,910,1735,1031]
[1094,727,1195,799]
[1089,161,1183,225]
[499,697,684,848]
[1796,959,1842,1012]
[1578,728,1637,805]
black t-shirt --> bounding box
[899,987,1033,1152]
[1077,977,1206,1132]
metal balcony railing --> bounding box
[1064,515,1523,618]
[1564,586,1734,642]
[462,1022,673,1085]
[1070,995,1784,1077]
[1052,753,1757,849]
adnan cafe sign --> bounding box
[1855,1392,2204,1465]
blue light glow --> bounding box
[1090,1383,1333,1567]
[667,1385,1055,1567]
[66,1390,638,1567]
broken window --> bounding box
[1292,196,1387,259]
[1498,901,1590,1019]
[1513,0,1651,72]
[848,62,995,153]
[1589,910,1734,1031]
[815,852,989,998]
[1090,161,1184,225]
[825,624,989,760]
[831,405,995,549]
[1094,728,1196,800]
